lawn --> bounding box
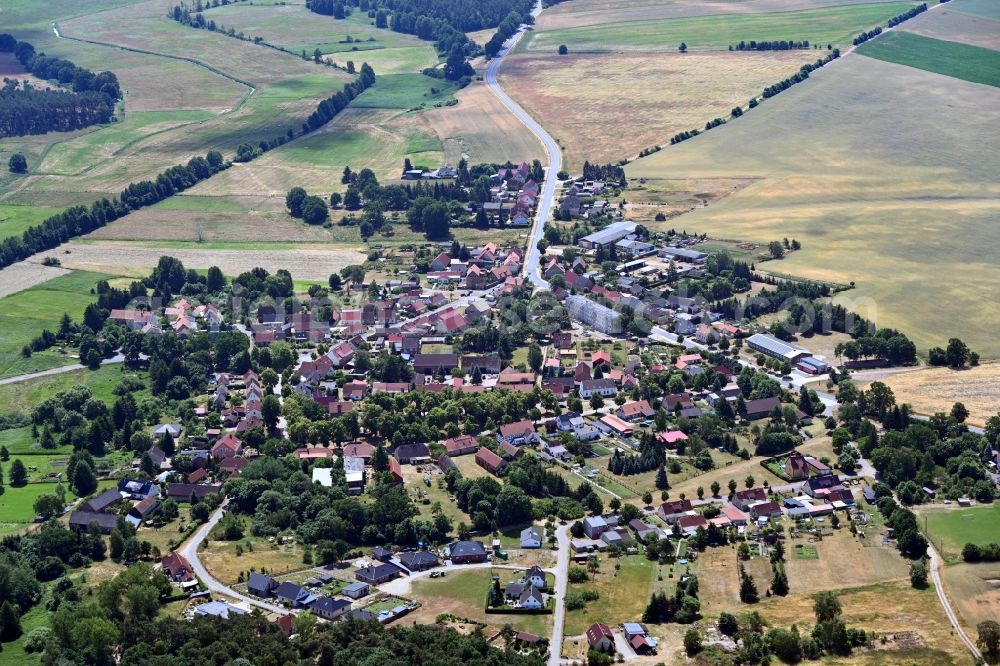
[0,270,117,379]
[408,568,552,636]
[858,30,1000,88]
[626,53,1000,358]
[794,544,819,559]
[0,478,117,535]
[563,554,669,635]
[921,503,1000,559]
[524,2,921,52]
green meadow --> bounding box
[858,31,1000,88]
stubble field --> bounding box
[499,51,818,169]
[626,53,1000,358]
[524,1,920,52]
[875,363,1000,427]
[901,5,1000,51]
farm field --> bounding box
[0,270,117,379]
[499,50,818,169]
[874,363,1000,427]
[858,31,1000,88]
[524,1,920,52]
[781,524,910,593]
[901,5,1000,50]
[626,54,1000,358]
[185,108,445,198]
[945,0,1000,19]
[532,0,922,32]
[940,561,1000,633]
[407,568,553,637]
[38,241,366,281]
[919,503,1000,560]
[198,4,428,55]
[423,80,546,166]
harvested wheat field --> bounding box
[88,196,334,243]
[875,363,1000,427]
[424,80,545,166]
[532,0,905,32]
[53,240,366,280]
[498,51,817,169]
[627,55,1000,358]
[901,5,1000,51]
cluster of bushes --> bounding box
[762,50,840,99]
[285,187,330,226]
[962,543,1000,563]
[581,161,626,185]
[0,34,122,137]
[731,39,810,51]
[642,574,701,623]
[0,151,227,269]
[887,3,927,28]
[853,26,882,46]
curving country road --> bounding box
[927,542,983,660]
[178,502,291,616]
[485,5,558,290]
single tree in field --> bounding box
[558,44,568,55]
[8,153,28,174]
[978,620,1000,663]
[9,459,27,487]
[679,42,688,53]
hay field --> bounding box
[186,108,444,196]
[875,363,1000,427]
[198,4,427,53]
[782,528,910,594]
[498,51,817,169]
[947,0,1000,19]
[49,241,366,280]
[0,204,65,243]
[525,2,919,52]
[858,31,1000,87]
[626,55,1000,358]
[87,195,335,243]
[423,80,546,165]
[901,5,1000,50]
[941,562,1000,633]
[533,0,919,32]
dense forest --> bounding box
[0,34,122,137]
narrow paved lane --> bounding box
[928,542,982,660]
[178,502,290,615]
[484,5,558,290]
[548,524,571,666]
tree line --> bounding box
[0,34,122,137]
[887,3,927,28]
[485,10,530,57]
[852,26,882,46]
[581,160,626,185]
[761,50,839,98]
[0,151,227,269]
[731,39,811,51]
